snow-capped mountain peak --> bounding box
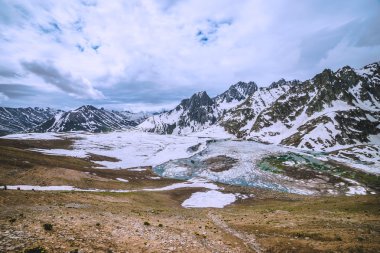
[139,61,380,151]
[214,81,258,104]
[139,81,259,135]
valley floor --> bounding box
[1,188,379,252]
[0,134,379,252]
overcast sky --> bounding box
[0,0,379,112]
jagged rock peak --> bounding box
[232,81,258,90]
[178,91,214,110]
[268,78,300,89]
[192,91,210,99]
[73,104,98,112]
[215,81,258,103]
[355,61,380,77]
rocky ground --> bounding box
[0,138,379,252]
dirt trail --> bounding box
[208,212,262,253]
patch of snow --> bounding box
[1,132,64,140]
[187,125,234,139]
[217,100,242,111]
[116,178,129,183]
[346,186,367,196]
[283,161,296,166]
[5,178,220,193]
[128,167,147,171]
[181,190,236,208]
[145,178,220,191]
[32,148,88,158]
[369,134,380,146]
[6,185,77,191]
[235,193,254,200]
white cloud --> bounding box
[98,101,179,113]
[0,0,379,108]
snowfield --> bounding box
[2,130,212,169]
[2,130,378,197]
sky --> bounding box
[0,0,379,112]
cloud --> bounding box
[21,61,104,99]
[0,0,379,109]
[0,92,9,104]
[0,66,19,78]
[0,83,37,98]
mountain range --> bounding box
[1,62,379,151]
[139,81,260,135]
[0,107,61,136]
[0,105,151,135]
[139,62,380,151]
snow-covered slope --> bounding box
[139,91,219,134]
[246,63,380,150]
[139,81,258,134]
[0,107,61,135]
[140,62,380,151]
[115,110,153,124]
[33,105,137,133]
[214,81,258,112]
[221,79,299,137]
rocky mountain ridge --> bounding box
[32,105,139,133]
[139,62,380,151]
[1,62,379,151]
[0,105,151,134]
[139,81,260,134]
[0,107,61,136]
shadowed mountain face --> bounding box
[0,105,151,134]
[32,105,138,133]
[0,107,61,136]
[140,62,380,150]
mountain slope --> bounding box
[115,110,153,124]
[33,105,137,133]
[139,62,380,151]
[221,79,299,137]
[0,107,60,136]
[139,91,219,134]
[214,81,258,111]
[139,81,258,134]
[245,63,380,150]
